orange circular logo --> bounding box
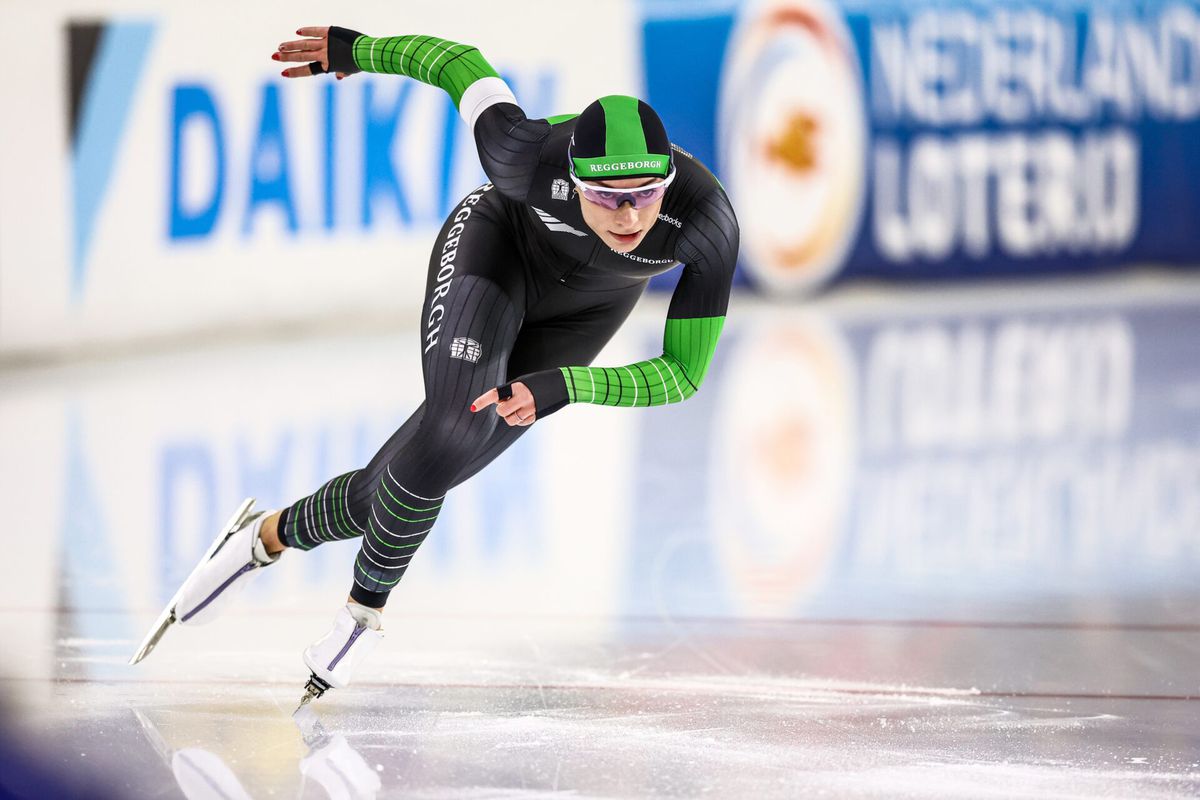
[719,0,868,294]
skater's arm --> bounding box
[514,189,739,417]
[278,27,547,202]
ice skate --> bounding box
[297,604,383,708]
[129,498,280,665]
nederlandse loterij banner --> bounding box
[647,0,1200,293]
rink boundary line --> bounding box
[17,608,1200,633]
[5,270,1200,369]
[621,616,1200,633]
[4,676,1197,702]
[740,617,1200,633]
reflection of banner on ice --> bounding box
[842,301,1200,597]
[709,315,856,615]
[623,314,856,619]
[625,295,1200,617]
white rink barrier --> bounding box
[8,0,1200,356]
[0,1,642,355]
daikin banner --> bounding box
[2,2,639,353]
[3,0,1200,352]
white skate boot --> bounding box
[297,604,383,708]
[129,498,281,664]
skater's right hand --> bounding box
[274,27,353,80]
[471,382,537,427]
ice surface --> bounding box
[2,275,1199,798]
[14,615,1200,799]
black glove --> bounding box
[325,26,365,75]
[514,370,570,419]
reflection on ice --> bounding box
[130,704,383,800]
[1,281,1197,654]
[24,656,1200,800]
[2,277,1199,798]
[295,706,382,800]
[134,708,255,800]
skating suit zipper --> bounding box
[558,241,602,285]
[558,261,581,285]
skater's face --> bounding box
[576,176,662,253]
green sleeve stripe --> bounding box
[558,316,725,408]
[351,34,500,108]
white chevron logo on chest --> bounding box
[532,206,588,237]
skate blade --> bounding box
[128,605,175,665]
[131,709,173,764]
[128,498,256,665]
[295,674,331,712]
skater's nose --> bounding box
[614,203,638,228]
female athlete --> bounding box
[131,24,740,707]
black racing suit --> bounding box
[278,31,739,608]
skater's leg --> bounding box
[287,186,523,700]
[447,281,648,485]
[264,280,647,559]
[350,270,522,607]
[318,287,652,591]
[261,186,647,609]
[273,405,427,551]
[347,282,648,551]
[271,185,524,558]
[352,185,528,608]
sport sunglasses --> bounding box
[568,169,677,210]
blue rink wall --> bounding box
[4,1,1200,353]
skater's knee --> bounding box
[427,406,494,452]
[393,408,493,489]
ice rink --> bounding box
[2,274,1198,799]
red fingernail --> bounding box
[296,29,302,35]
[281,70,288,77]
[470,404,477,412]
[272,52,280,61]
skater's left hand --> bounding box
[471,383,536,427]
[273,26,354,80]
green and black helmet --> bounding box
[569,95,673,181]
